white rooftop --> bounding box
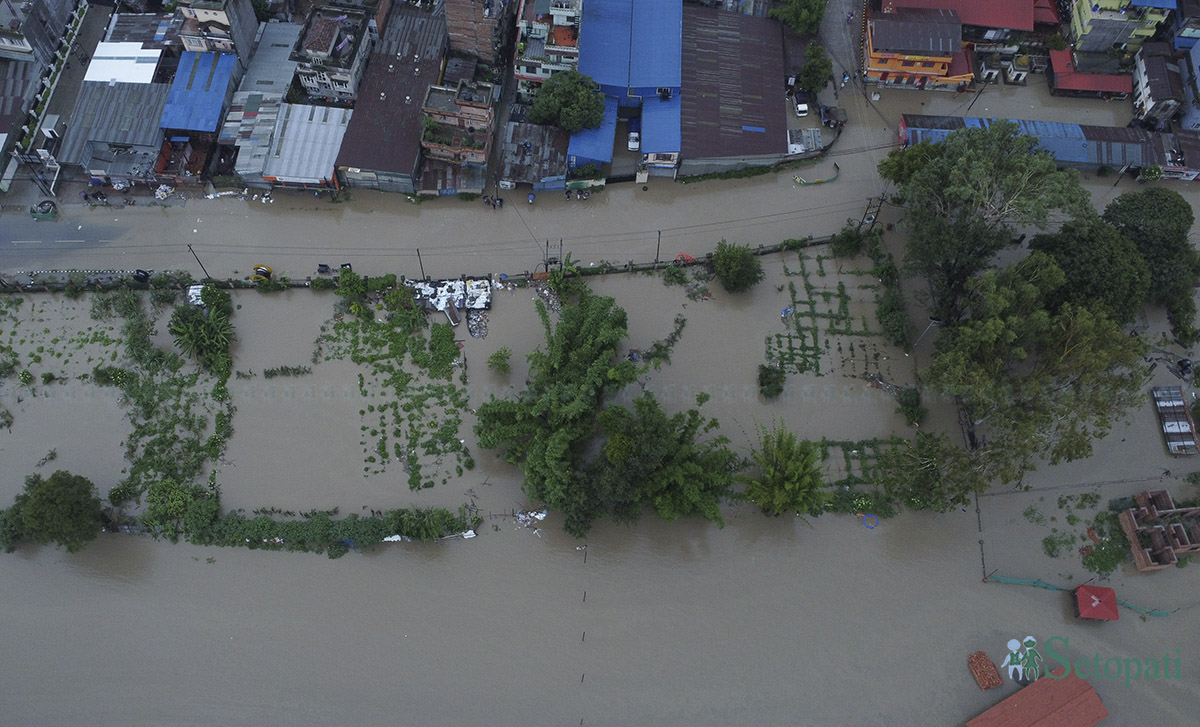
[84,42,163,85]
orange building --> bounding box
[865,8,975,90]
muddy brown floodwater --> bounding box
[3,235,1199,725]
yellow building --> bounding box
[865,8,975,89]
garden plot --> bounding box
[0,296,130,500]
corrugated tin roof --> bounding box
[0,58,39,133]
[499,120,570,184]
[579,0,680,92]
[263,103,352,184]
[680,5,785,159]
[160,51,236,132]
[578,0,632,91]
[237,22,301,96]
[335,2,445,175]
[57,81,170,164]
[642,93,680,153]
[901,114,1163,167]
[886,0,1033,32]
[568,95,617,163]
[870,8,961,56]
[630,0,681,89]
[966,669,1108,727]
[104,13,179,47]
[220,91,284,179]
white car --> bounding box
[627,131,641,152]
[794,90,810,118]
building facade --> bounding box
[420,79,494,164]
[1133,42,1184,122]
[513,0,581,100]
[291,6,374,103]
[174,0,258,71]
[445,0,511,64]
[865,8,975,89]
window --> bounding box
[902,60,915,67]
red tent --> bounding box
[1074,585,1119,621]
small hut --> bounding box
[1073,585,1119,621]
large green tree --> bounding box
[475,291,738,536]
[529,69,605,134]
[797,42,832,95]
[588,394,739,530]
[712,240,765,293]
[3,471,104,553]
[770,0,826,35]
[739,423,826,516]
[882,122,1090,325]
[1102,187,1200,340]
[1029,215,1150,324]
[926,253,1147,484]
[879,432,989,512]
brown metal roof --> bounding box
[967,669,1108,727]
[335,4,446,175]
[870,8,962,56]
[680,5,787,159]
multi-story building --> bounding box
[1133,42,1184,122]
[1173,0,1200,51]
[1068,0,1171,54]
[445,0,512,64]
[174,0,258,71]
[291,5,374,103]
[513,0,581,100]
[420,79,494,164]
[0,0,78,65]
[865,8,975,90]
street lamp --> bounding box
[906,317,944,356]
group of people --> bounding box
[565,189,591,201]
[481,195,504,210]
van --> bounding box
[794,90,810,118]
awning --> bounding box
[1074,584,1119,620]
[1129,0,1176,8]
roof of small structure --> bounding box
[966,668,1108,727]
[567,95,618,164]
[1050,50,1133,94]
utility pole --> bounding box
[187,244,212,280]
[417,248,426,279]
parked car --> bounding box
[794,90,809,118]
[627,116,642,152]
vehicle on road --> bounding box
[627,116,641,152]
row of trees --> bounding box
[876,121,1195,506]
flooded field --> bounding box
[2,238,1198,725]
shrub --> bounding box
[662,265,688,286]
[487,347,512,375]
[829,221,868,258]
[310,277,337,290]
[712,240,764,293]
[896,387,927,426]
[758,364,786,399]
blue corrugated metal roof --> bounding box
[578,0,632,93]
[161,51,236,132]
[902,114,1157,167]
[1129,0,1175,8]
[630,0,681,90]
[642,94,681,153]
[568,97,618,164]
